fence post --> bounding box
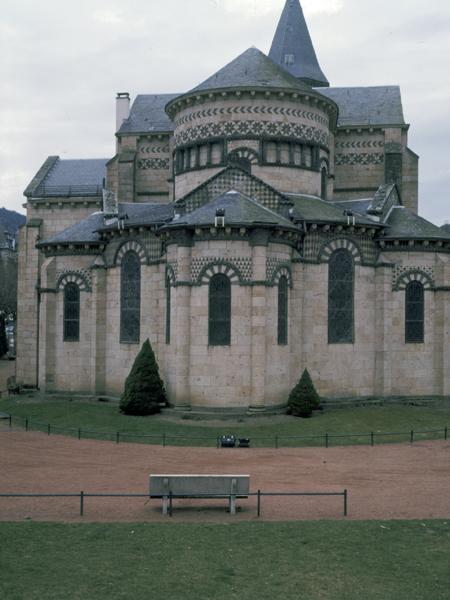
[370,432,374,447]
[162,433,166,447]
[78,428,81,440]
[344,489,348,517]
[275,435,278,449]
[410,430,414,444]
[216,436,220,449]
[116,432,120,444]
[25,418,29,432]
[445,426,448,441]
[325,433,329,448]
[8,414,11,428]
[80,491,84,517]
[47,423,51,436]
[257,490,261,517]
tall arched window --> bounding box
[321,166,328,200]
[405,281,424,343]
[64,283,80,342]
[165,276,171,345]
[209,274,231,346]
[120,251,141,343]
[328,249,354,344]
[278,275,288,345]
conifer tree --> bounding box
[120,339,167,416]
[0,315,8,359]
[288,368,321,418]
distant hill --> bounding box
[0,208,26,235]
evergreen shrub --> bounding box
[288,368,321,418]
[120,339,167,416]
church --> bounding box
[16,0,450,410]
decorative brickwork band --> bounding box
[56,270,92,293]
[392,267,435,291]
[175,120,329,147]
[137,158,170,170]
[115,240,148,266]
[139,145,170,154]
[319,238,362,264]
[335,140,384,149]
[175,105,328,128]
[335,153,384,166]
[194,259,251,286]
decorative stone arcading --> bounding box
[191,257,252,285]
[137,158,170,170]
[56,270,92,292]
[392,266,435,291]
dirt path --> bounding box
[1,429,449,522]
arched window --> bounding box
[120,251,141,343]
[328,249,354,344]
[165,276,171,345]
[278,276,288,345]
[208,274,231,346]
[405,281,424,343]
[321,166,328,200]
[63,283,80,342]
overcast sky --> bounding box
[1,0,449,224]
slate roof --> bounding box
[269,0,329,87]
[383,207,450,240]
[165,190,297,230]
[117,94,179,135]
[39,203,174,245]
[26,157,108,198]
[284,194,380,226]
[187,47,315,96]
[38,212,105,245]
[320,86,405,127]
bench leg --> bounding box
[162,495,168,516]
[229,478,237,515]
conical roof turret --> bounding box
[269,0,329,88]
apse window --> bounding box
[405,281,424,343]
[208,273,231,346]
[63,283,80,342]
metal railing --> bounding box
[2,413,448,449]
[0,489,348,518]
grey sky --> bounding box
[1,0,449,224]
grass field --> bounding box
[1,396,450,447]
[1,520,449,599]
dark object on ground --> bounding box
[239,438,250,448]
[7,376,23,395]
[0,315,8,358]
[120,339,167,416]
[220,435,236,448]
[288,368,321,418]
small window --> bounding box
[405,281,424,343]
[64,283,80,342]
[208,274,231,346]
[278,276,288,345]
[284,54,295,65]
[166,276,171,345]
[328,249,354,344]
[120,251,141,343]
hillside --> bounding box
[0,208,26,235]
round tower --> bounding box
[166,48,337,201]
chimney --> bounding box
[116,92,130,132]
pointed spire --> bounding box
[269,0,329,88]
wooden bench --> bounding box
[149,474,250,516]
[7,376,23,395]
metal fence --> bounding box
[0,489,348,518]
[1,413,448,449]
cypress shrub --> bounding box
[120,339,167,416]
[288,368,321,418]
[0,315,8,359]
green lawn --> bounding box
[1,521,449,599]
[1,396,450,447]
